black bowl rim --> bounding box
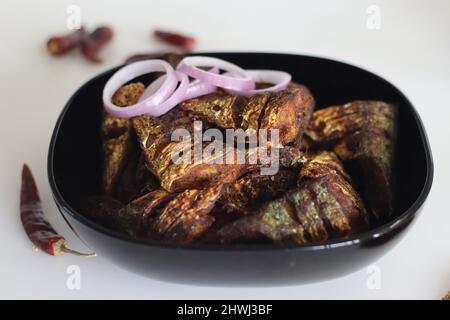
[48,52,434,252]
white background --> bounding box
[0,0,449,299]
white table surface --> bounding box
[0,0,449,299]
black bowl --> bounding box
[48,53,433,286]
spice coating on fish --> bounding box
[101,82,145,195]
[305,101,396,223]
[217,151,369,244]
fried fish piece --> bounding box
[180,89,271,131]
[84,190,175,237]
[101,82,145,195]
[132,108,200,181]
[334,128,394,223]
[160,160,246,192]
[179,91,247,129]
[157,143,302,192]
[132,85,314,192]
[121,189,176,235]
[305,101,396,222]
[152,184,227,244]
[179,85,315,145]
[279,146,304,167]
[133,110,251,192]
[297,151,369,237]
[217,151,369,244]
[292,174,368,240]
[260,85,315,145]
[116,152,160,203]
[217,197,308,245]
[241,92,271,130]
[299,150,350,182]
[306,101,394,143]
[219,168,298,211]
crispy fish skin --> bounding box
[101,82,145,195]
[132,84,315,192]
[179,85,315,145]
[241,92,271,129]
[286,183,329,242]
[219,168,297,211]
[305,101,396,222]
[260,85,315,145]
[160,160,245,192]
[153,184,226,243]
[299,150,350,182]
[159,142,305,193]
[179,92,247,129]
[132,108,198,177]
[298,150,369,235]
[294,174,368,239]
[133,109,250,192]
[305,100,394,143]
[128,189,174,218]
[116,152,160,203]
[121,189,176,235]
[216,151,369,244]
[333,128,394,222]
[84,190,175,238]
[179,90,271,131]
[217,196,308,244]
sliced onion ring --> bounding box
[224,70,292,97]
[103,60,177,118]
[177,56,256,91]
[140,67,219,102]
[145,71,190,117]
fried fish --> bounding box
[217,151,369,244]
[101,82,145,195]
[305,101,396,223]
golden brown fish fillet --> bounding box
[217,196,308,245]
[216,151,369,244]
[101,82,145,195]
[133,110,248,192]
[84,189,176,238]
[179,85,315,145]
[152,184,227,244]
[299,150,350,182]
[116,152,160,203]
[179,91,247,129]
[132,86,313,192]
[241,92,271,130]
[218,167,298,212]
[260,85,315,145]
[305,101,396,223]
[306,101,394,143]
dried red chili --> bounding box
[47,27,86,55]
[154,30,196,51]
[81,26,113,63]
[20,164,95,256]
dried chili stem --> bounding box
[20,164,95,257]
